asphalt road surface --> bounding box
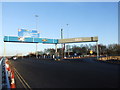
[9,58,120,88]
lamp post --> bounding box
[66,24,70,57]
[35,15,39,58]
[35,15,39,31]
[61,28,63,58]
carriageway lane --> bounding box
[10,58,119,88]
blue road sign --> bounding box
[4,36,58,44]
[18,29,40,38]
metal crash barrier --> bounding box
[0,57,15,89]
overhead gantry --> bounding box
[3,36,99,59]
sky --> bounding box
[0,1,119,56]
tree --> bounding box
[44,48,55,55]
[28,52,36,57]
[98,44,107,55]
[37,51,44,55]
[72,45,88,55]
[72,45,82,54]
[107,44,120,56]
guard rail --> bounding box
[0,57,10,89]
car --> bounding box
[13,57,17,60]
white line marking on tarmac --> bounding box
[14,68,32,90]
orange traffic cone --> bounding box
[10,70,16,88]
[6,62,10,71]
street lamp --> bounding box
[66,24,70,57]
[35,15,39,31]
[35,15,39,58]
[61,28,66,59]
